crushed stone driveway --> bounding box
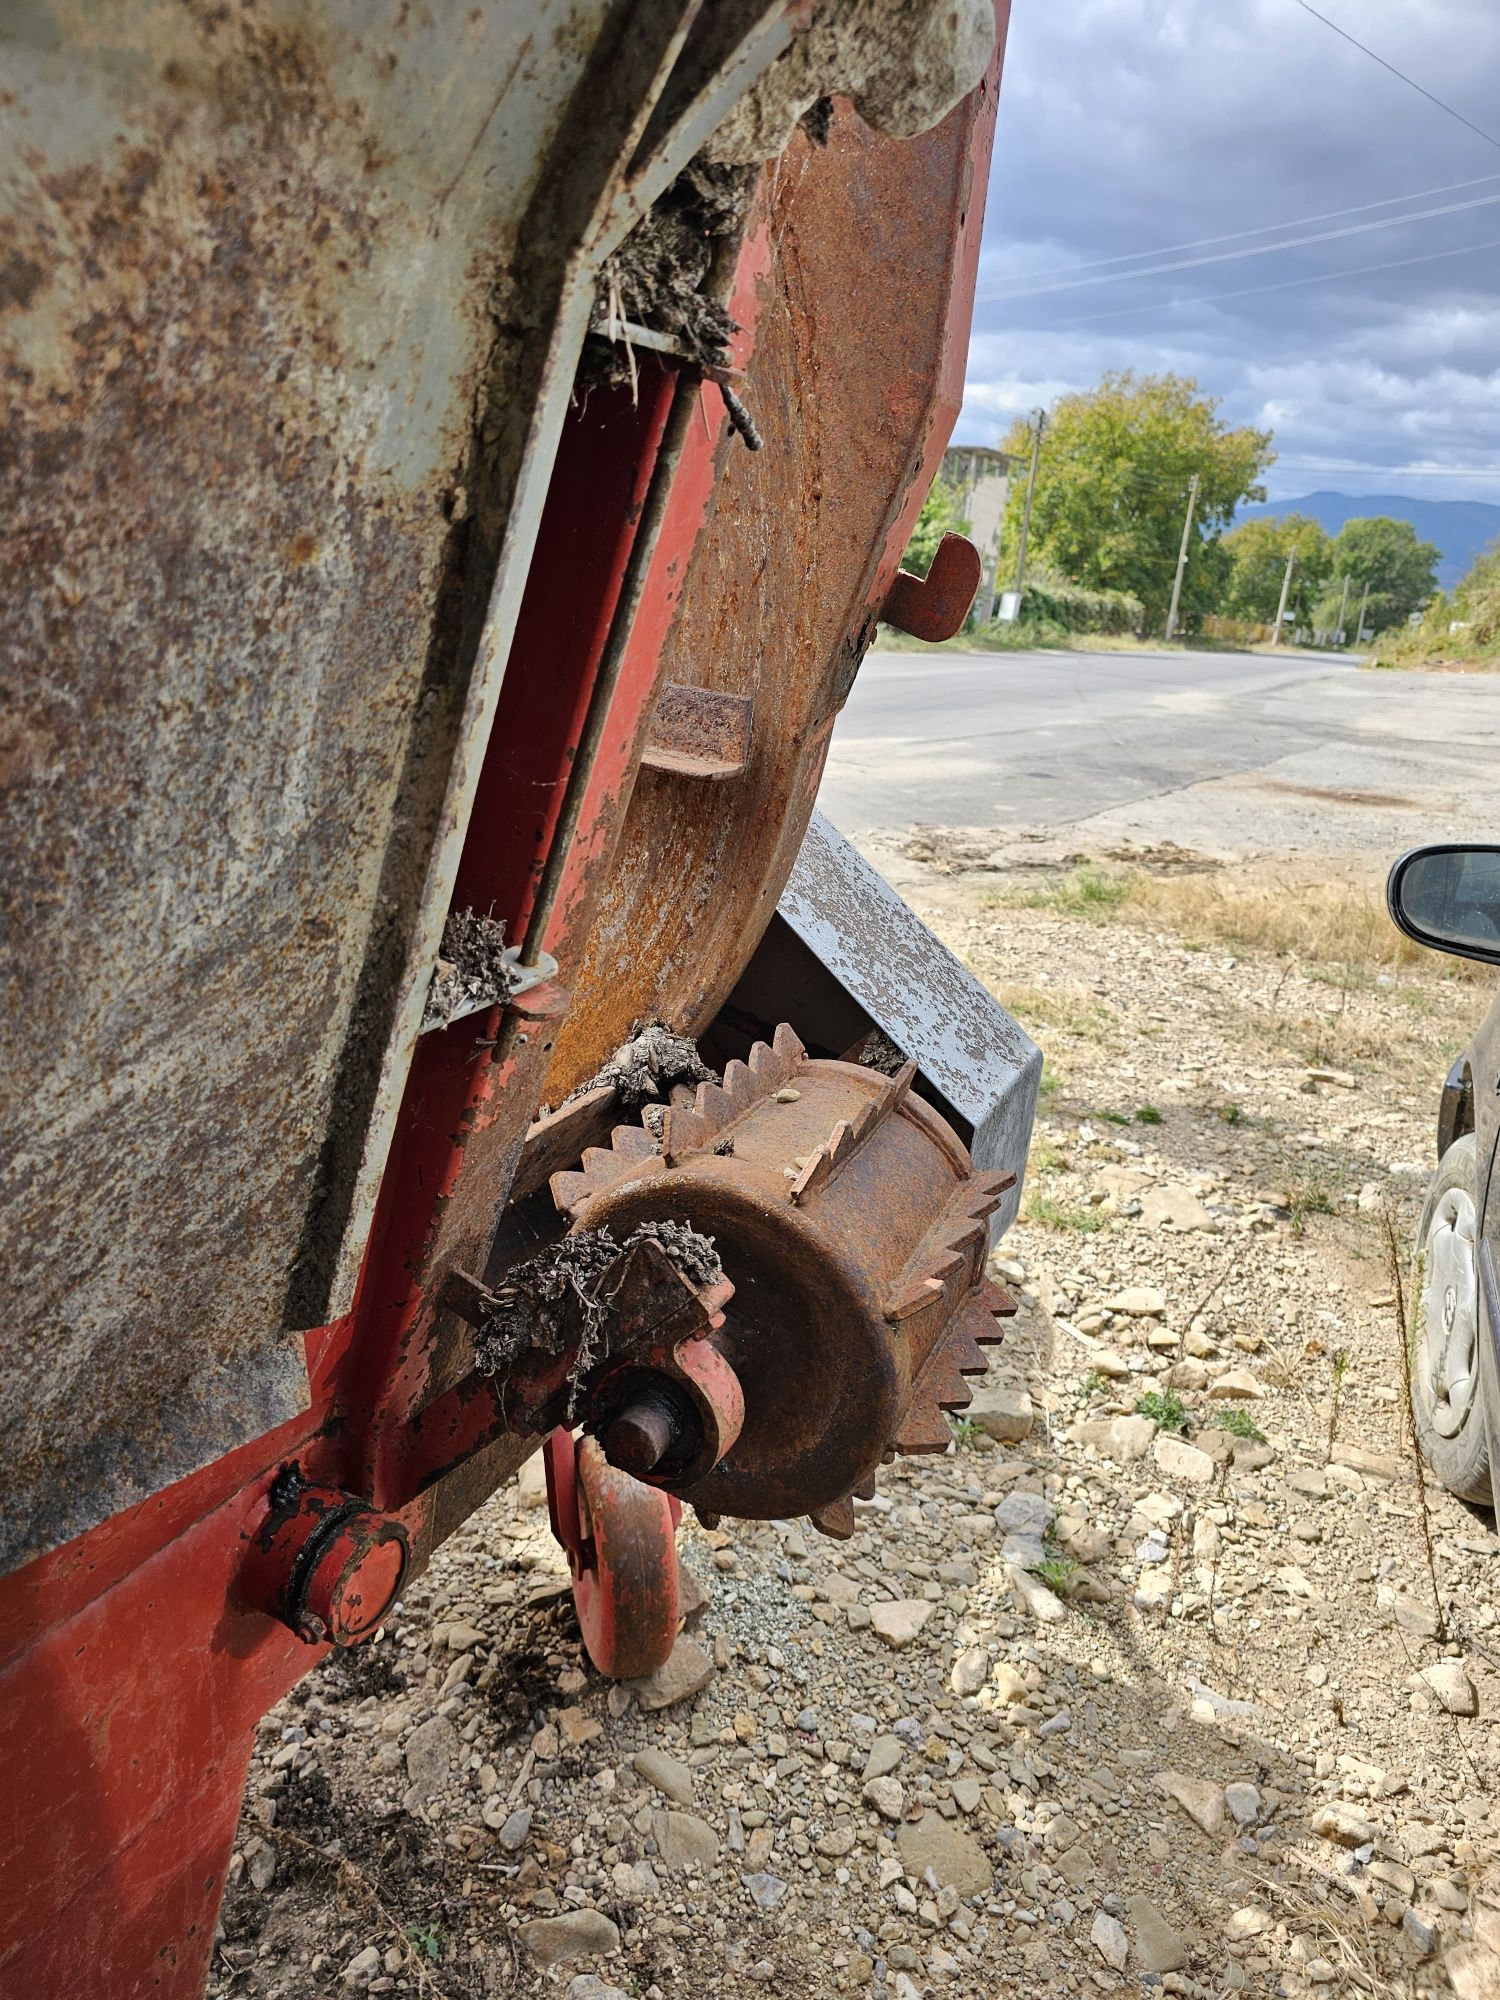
[211,850,1500,2000]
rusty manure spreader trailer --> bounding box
[0,3,1040,1992]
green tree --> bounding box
[902,474,970,579]
[1221,513,1332,622]
[1330,517,1440,632]
[998,372,1273,629]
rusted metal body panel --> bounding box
[0,0,799,1573]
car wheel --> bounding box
[1411,1134,1492,1504]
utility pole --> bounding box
[1355,580,1371,646]
[1336,574,1351,645]
[1013,409,1045,601]
[1273,544,1297,648]
[1164,471,1200,642]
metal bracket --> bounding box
[881,532,982,642]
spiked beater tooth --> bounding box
[893,1398,952,1455]
[808,1495,856,1540]
[977,1277,1018,1318]
[945,1319,990,1376]
[919,1349,971,1408]
[769,1022,806,1067]
[852,1475,877,1501]
[550,1170,594,1215]
[720,1057,758,1113]
[660,1107,705,1162]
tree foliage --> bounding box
[1329,517,1441,632]
[1221,513,1332,623]
[998,372,1273,629]
[902,475,970,580]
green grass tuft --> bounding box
[1135,1388,1189,1433]
[1025,1195,1107,1234]
[1213,1408,1265,1442]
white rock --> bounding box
[1422,1662,1479,1715]
[871,1600,935,1649]
[520,1911,621,1967]
[950,1646,989,1696]
[966,1378,1034,1442]
[403,1715,458,1797]
[1074,1414,1157,1462]
[1225,1906,1273,1940]
[1107,1286,1167,1317]
[1128,1893,1187,1973]
[629,1638,715,1711]
[1225,1782,1262,1827]
[1208,1368,1264,1400]
[1153,1433,1216,1484]
[862,1776,905,1821]
[342,1945,382,1989]
[1156,1770,1226,1836]
[1009,1565,1067,1622]
[991,1662,1029,1704]
[653,1809,718,1872]
[1311,1803,1376,1847]
[1091,1912,1130,1970]
[633,1748,695,1805]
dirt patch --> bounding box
[1249,780,1421,812]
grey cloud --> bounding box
[958,0,1500,500]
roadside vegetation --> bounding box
[1367,534,1500,672]
[891,368,1487,660]
[987,862,1491,983]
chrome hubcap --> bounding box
[1418,1185,1480,1441]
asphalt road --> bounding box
[817,645,1500,858]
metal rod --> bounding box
[520,372,699,965]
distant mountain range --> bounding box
[1237,490,1500,589]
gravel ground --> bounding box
[209,841,1500,2000]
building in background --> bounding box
[942,445,1011,623]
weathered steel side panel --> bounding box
[0,0,615,1570]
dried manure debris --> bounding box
[581,1021,715,1112]
[475,1219,724,1410]
[585,160,756,392]
[422,909,517,1032]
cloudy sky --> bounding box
[956,0,1500,504]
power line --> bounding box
[1050,233,1500,326]
[978,189,1500,303]
[1291,1,1500,155]
[985,169,1500,287]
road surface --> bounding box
[817,645,1500,859]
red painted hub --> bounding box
[239,1481,409,1648]
[543,1430,682,1680]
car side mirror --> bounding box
[1388,845,1500,967]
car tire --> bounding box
[1411,1134,1492,1505]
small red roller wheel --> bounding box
[542,1429,682,1680]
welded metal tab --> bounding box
[773,810,1040,1234]
[641,684,754,779]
